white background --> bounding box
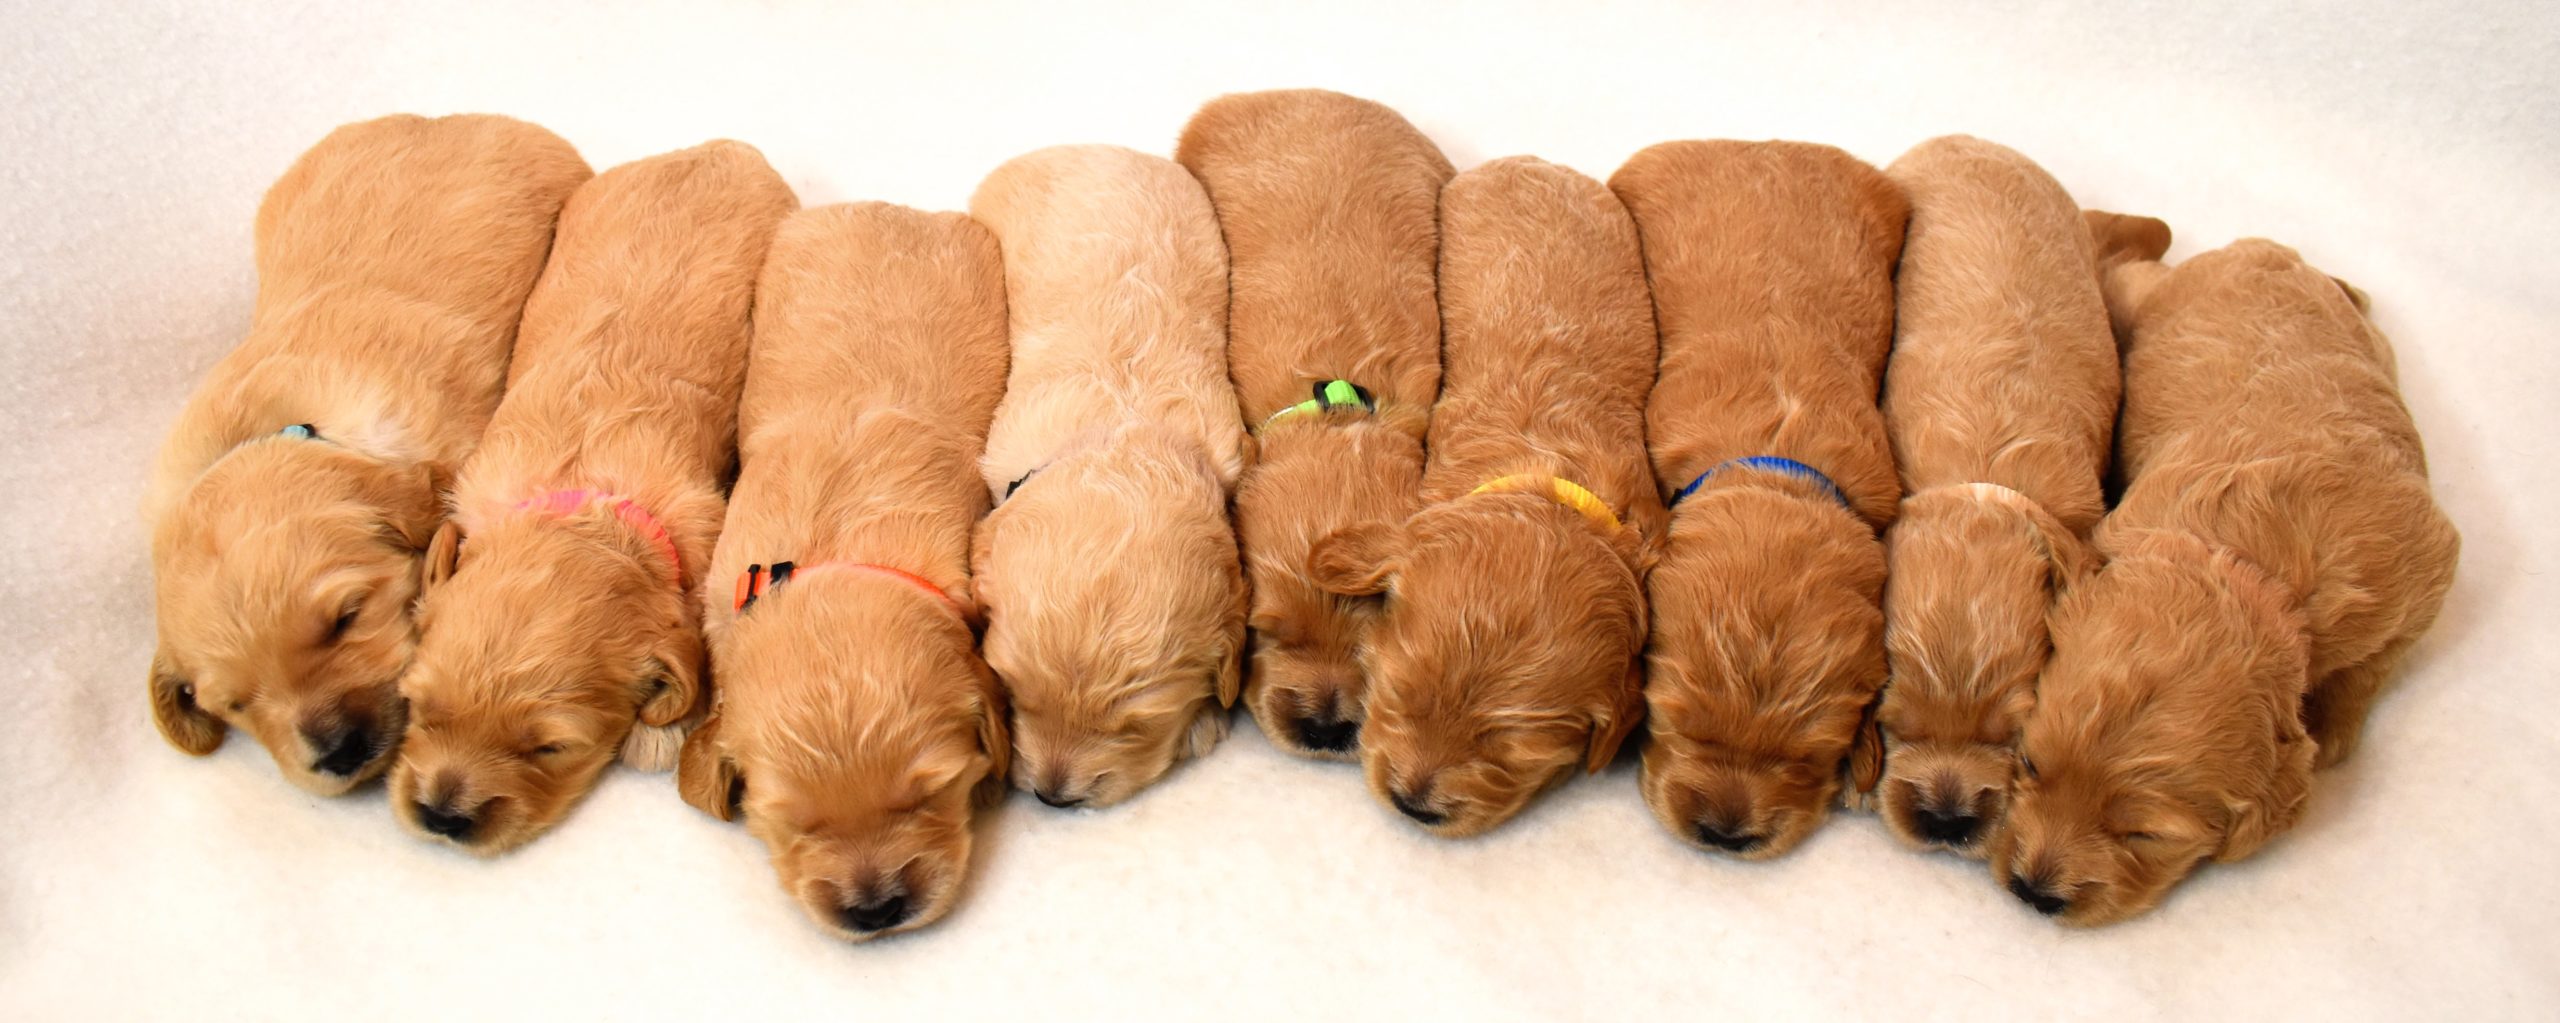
[3,1,2555,1019]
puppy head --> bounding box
[678,575,1005,940]
[390,507,702,854]
[1233,418,1426,758]
[1638,487,1885,859]
[1311,490,1646,837]
[1875,486,2095,855]
[148,441,445,793]
[1992,529,2315,926]
[972,426,1244,808]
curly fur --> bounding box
[1872,136,2118,855]
[674,203,1012,941]
[144,114,587,795]
[1609,140,1904,860]
[1993,227,2461,925]
[968,145,1248,809]
[1310,156,1660,837]
[1175,90,1452,759]
[389,142,795,855]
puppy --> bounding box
[144,114,587,794]
[1994,227,2458,925]
[1609,141,1905,859]
[1175,89,1453,759]
[1310,157,1661,837]
[390,142,795,854]
[1870,136,2118,855]
[968,145,1249,809]
[674,203,1011,940]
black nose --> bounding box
[1914,806,1982,846]
[1034,788,1084,809]
[1291,714,1359,753]
[415,801,476,840]
[1388,788,1445,826]
[307,724,376,777]
[840,894,912,933]
[1693,821,1763,853]
[2007,876,2070,916]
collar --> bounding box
[1673,456,1852,509]
[1468,474,1623,534]
[513,489,684,589]
[1257,379,1377,433]
[733,560,969,619]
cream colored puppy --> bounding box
[677,203,1012,941]
[390,142,796,854]
[145,114,586,794]
[969,145,1249,809]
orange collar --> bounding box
[733,560,968,620]
[513,489,684,589]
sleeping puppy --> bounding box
[968,145,1250,809]
[1175,89,1453,758]
[1310,157,1661,837]
[675,203,1011,940]
[1609,141,1905,859]
[1994,227,2457,925]
[144,114,587,794]
[1871,136,2118,855]
[390,142,795,854]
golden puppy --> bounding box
[390,142,795,854]
[1175,89,1453,758]
[1310,157,1661,837]
[1995,229,2459,925]
[144,114,587,794]
[968,145,1249,809]
[674,203,1012,940]
[1609,141,1905,859]
[1871,136,2119,855]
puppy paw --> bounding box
[620,722,690,772]
[1183,704,1231,760]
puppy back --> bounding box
[1177,89,1453,423]
[742,203,1011,450]
[255,113,591,328]
[970,144,1244,486]
[1613,140,1904,525]
[1882,135,2118,532]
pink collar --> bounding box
[513,489,684,589]
[733,560,969,620]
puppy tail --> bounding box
[2084,209,2171,269]
[620,721,689,772]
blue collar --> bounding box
[279,423,319,442]
[1672,456,1852,509]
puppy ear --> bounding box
[675,713,742,822]
[2013,499,2098,603]
[147,647,224,755]
[2217,712,2317,862]
[422,521,463,594]
[1847,696,1887,797]
[1584,656,1646,774]
[1307,520,1405,597]
[970,663,1012,807]
[637,623,706,727]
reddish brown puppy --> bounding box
[1611,141,1905,859]
[1312,156,1662,837]
[1177,89,1453,759]
[1872,136,2119,856]
[1993,224,2459,925]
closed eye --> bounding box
[324,597,365,645]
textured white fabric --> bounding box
[3,1,2553,1018]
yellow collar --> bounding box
[1468,474,1623,534]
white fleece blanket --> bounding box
[3,2,2553,1019]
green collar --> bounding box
[1257,379,1376,433]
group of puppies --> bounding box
[143,92,2458,937]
